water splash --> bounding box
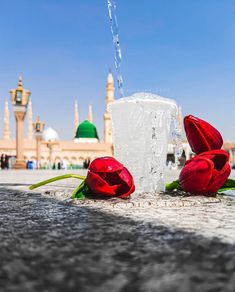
[107,0,124,97]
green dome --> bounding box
[75,120,99,139]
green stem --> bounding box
[71,181,86,199]
[218,187,235,193]
[29,174,86,190]
[165,180,181,192]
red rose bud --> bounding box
[86,157,135,198]
[179,149,231,195]
[184,115,223,154]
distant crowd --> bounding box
[0,156,91,170]
[52,159,90,170]
[52,162,62,170]
[83,159,90,169]
[1,154,9,169]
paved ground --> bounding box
[0,170,235,292]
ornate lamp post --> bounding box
[10,76,31,169]
[43,127,59,169]
[33,116,45,169]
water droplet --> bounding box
[107,0,124,97]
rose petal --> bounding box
[179,157,214,194]
[180,149,231,195]
[89,157,124,173]
[86,171,119,196]
[103,172,123,186]
[117,168,133,188]
[198,149,229,171]
[118,183,135,198]
[208,162,231,192]
[184,115,223,154]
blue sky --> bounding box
[0,0,235,141]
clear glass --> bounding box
[108,92,180,194]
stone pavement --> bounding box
[0,170,235,292]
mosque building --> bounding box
[0,71,234,169]
[0,72,115,168]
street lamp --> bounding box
[33,116,45,169]
[10,76,31,169]
[42,127,59,169]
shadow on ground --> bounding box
[0,187,235,292]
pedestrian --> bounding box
[4,155,9,169]
[1,154,5,169]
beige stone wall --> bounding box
[0,139,113,166]
[1,138,234,166]
[224,143,235,164]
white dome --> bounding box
[43,127,59,142]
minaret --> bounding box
[88,105,93,123]
[74,100,79,135]
[28,99,33,140]
[10,76,31,169]
[104,70,115,143]
[3,101,10,140]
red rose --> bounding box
[86,157,135,198]
[184,115,223,154]
[179,149,231,195]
